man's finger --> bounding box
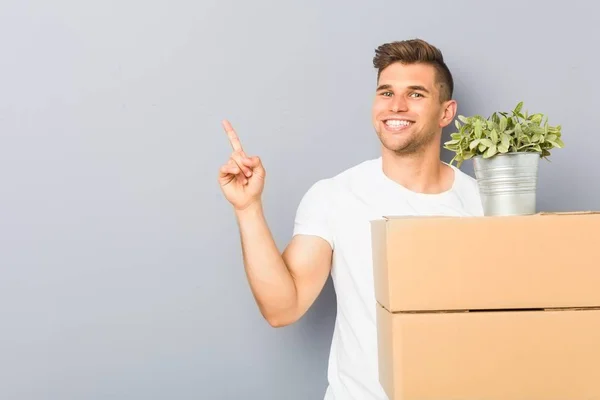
[231,152,253,178]
[236,172,248,186]
[241,156,265,177]
[218,161,239,186]
[219,162,240,176]
[222,120,244,153]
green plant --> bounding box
[443,101,564,167]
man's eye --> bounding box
[410,92,424,98]
[381,91,393,97]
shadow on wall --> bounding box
[282,276,337,361]
[301,276,337,335]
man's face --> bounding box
[371,62,454,155]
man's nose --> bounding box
[390,96,408,112]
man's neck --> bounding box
[381,146,454,194]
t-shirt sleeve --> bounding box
[292,179,334,249]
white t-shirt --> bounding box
[292,156,484,400]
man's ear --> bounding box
[439,99,457,128]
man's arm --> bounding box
[235,202,332,327]
[218,120,333,327]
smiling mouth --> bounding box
[383,119,414,131]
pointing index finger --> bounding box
[222,120,244,153]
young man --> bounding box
[218,39,483,400]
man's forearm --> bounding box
[235,202,298,326]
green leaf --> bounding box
[451,133,461,140]
[469,139,481,150]
[518,143,537,150]
[491,112,499,124]
[478,144,487,152]
[531,114,543,124]
[474,119,483,138]
[483,144,498,158]
[454,120,461,130]
[479,138,493,147]
[445,139,460,145]
[548,138,565,148]
[463,151,475,160]
[500,116,508,132]
[514,101,524,115]
[498,142,510,153]
[490,129,499,143]
[458,115,469,123]
[531,125,544,135]
[515,123,523,137]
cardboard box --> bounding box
[371,212,600,400]
[371,212,600,312]
[376,305,600,400]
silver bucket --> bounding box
[472,152,541,216]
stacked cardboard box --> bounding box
[370,212,600,400]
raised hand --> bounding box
[218,120,265,211]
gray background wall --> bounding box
[1,1,597,399]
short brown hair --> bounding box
[373,39,454,102]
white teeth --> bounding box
[385,120,411,127]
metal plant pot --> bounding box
[472,152,541,216]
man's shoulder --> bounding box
[450,165,479,192]
[448,164,484,215]
[299,157,381,201]
[329,157,381,185]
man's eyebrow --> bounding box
[407,85,430,93]
[376,84,430,93]
[376,84,393,92]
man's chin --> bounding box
[378,130,439,155]
[381,138,426,155]
[381,138,413,152]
